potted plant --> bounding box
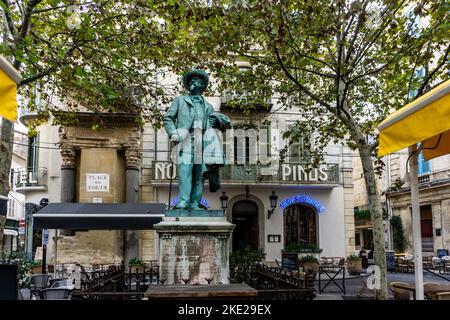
[283,243,323,261]
[300,254,319,276]
[128,257,145,273]
[346,255,363,275]
[229,246,265,283]
[29,260,42,274]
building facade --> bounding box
[14,81,355,265]
[385,151,450,256]
[353,145,450,256]
[2,128,27,254]
[141,95,355,262]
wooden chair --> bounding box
[389,282,412,300]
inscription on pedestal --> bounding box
[155,215,235,285]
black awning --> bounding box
[33,203,165,230]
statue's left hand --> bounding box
[209,117,217,128]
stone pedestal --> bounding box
[154,210,235,285]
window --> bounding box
[284,205,317,247]
[27,135,39,173]
[233,124,257,165]
[287,134,311,163]
[417,151,430,175]
[234,136,250,164]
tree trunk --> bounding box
[345,116,388,300]
[0,119,14,252]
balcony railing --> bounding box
[220,90,272,112]
[13,167,48,192]
[149,161,340,185]
[19,106,42,126]
[418,174,430,184]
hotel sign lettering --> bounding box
[281,164,329,182]
[86,173,110,192]
[153,161,339,184]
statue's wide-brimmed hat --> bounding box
[183,69,209,91]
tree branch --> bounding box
[344,0,369,65]
[416,44,450,97]
[273,42,332,111]
[279,8,336,72]
[351,1,406,69]
[18,45,76,87]
[18,0,43,40]
[19,66,56,87]
[32,1,95,14]
[1,0,18,39]
[350,62,389,83]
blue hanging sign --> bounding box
[279,194,325,213]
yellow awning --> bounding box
[378,79,450,160]
[0,56,21,122]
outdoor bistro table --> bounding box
[144,284,257,300]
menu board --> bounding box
[281,253,299,272]
[386,250,395,271]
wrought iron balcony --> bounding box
[220,163,340,185]
[148,161,340,186]
[220,90,272,113]
[13,167,48,193]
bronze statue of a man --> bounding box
[163,70,231,210]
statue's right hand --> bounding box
[170,134,180,143]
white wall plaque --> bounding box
[86,173,110,192]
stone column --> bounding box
[60,147,76,203]
[124,147,140,265]
[60,147,76,236]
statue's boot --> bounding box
[189,204,204,210]
[174,201,189,209]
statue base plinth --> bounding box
[154,210,234,285]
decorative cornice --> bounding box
[53,111,141,128]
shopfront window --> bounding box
[284,204,317,246]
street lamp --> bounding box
[268,191,278,219]
[220,192,229,210]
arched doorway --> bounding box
[284,205,318,247]
[232,200,259,252]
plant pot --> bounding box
[347,259,362,275]
[302,261,319,276]
[31,265,42,274]
[129,265,145,273]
